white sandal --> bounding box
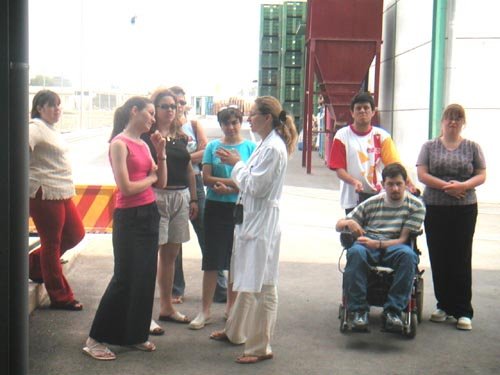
[83,340,116,361]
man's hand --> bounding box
[356,236,379,250]
[344,219,365,238]
[406,179,418,195]
[352,179,364,193]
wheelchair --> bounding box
[337,228,424,338]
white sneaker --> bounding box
[188,312,211,330]
[430,308,451,322]
[457,317,472,331]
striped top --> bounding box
[347,192,425,240]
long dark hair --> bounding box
[109,96,152,142]
[31,90,61,119]
[149,88,185,139]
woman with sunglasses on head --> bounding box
[144,89,198,334]
[188,106,256,330]
[83,97,167,360]
[416,104,486,331]
[210,96,297,364]
[28,90,85,311]
[168,85,228,305]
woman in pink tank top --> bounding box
[83,97,167,361]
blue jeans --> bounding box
[173,174,227,299]
[343,242,418,313]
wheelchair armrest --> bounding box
[409,229,423,239]
[408,229,424,256]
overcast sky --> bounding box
[29,0,284,97]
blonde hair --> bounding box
[149,88,185,139]
[254,96,298,156]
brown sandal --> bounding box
[209,330,230,342]
[50,300,83,311]
[235,353,273,364]
[130,341,156,352]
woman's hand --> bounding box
[215,147,240,166]
[189,201,198,220]
[212,181,233,195]
[442,180,466,199]
[148,168,158,184]
[150,130,166,160]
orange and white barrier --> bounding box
[29,185,117,234]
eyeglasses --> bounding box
[178,100,187,106]
[221,119,241,127]
[158,104,177,111]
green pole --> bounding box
[428,0,448,139]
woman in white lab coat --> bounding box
[210,96,298,364]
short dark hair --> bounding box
[382,163,408,182]
[31,90,61,119]
[350,92,375,111]
[217,107,243,125]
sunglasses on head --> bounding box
[178,100,187,106]
[158,104,177,111]
[218,104,239,113]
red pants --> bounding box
[29,188,85,304]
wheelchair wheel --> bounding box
[416,277,424,323]
[403,312,418,339]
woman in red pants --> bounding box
[29,90,85,311]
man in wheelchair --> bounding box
[335,163,425,332]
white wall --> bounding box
[379,0,499,202]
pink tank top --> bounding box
[111,134,156,208]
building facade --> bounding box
[373,0,498,202]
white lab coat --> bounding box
[230,129,288,293]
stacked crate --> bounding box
[258,2,307,129]
[280,1,306,129]
[258,4,281,99]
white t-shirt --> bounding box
[29,118,75,200]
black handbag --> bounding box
[233,195,243,225]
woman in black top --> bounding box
[143,89,198,333]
